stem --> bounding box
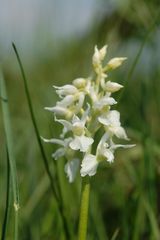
[12,43,70,239]
[1,149,11,240]
[78,176,91,240]
[0,70,19,240]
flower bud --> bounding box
[105,57,127,70]
[73,78,86,88]
[45,106,72,118]
[99,45,107,61]
[105,81,123,92]
[92,45,107,67]
[54,84,78,96]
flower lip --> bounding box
[80,154,98,177]
[69,135,94,152]
[98,110,129,140]
[64,159,80,183]
[94,95,117,110]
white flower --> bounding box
[52,148,66,160]
[97,140,114,163]
[94,94,117,110]
[55,105,88,136]
[80,154,98,177]
[98,110,129,140]
[97,134,135,164]
[64,159,79,183]
[94,133,114,163]
[69,135,93,152]
[87,84,98,102]
[54,84,78,97]
[44,44,134,182]
[55,106,93,152]
[57,95,75,108]
[42,137,72,160]
[73,92,85,115]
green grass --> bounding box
[0,1,160,239]
[0,70,19,240]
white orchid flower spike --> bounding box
[43,45,135,182]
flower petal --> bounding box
[64,159,79,183]
[94,96,117,110]
[112,126,129,140]
[52,148,65,160]
[98,110,120,126]
[103,149,114,163]
[54,84,78,96]
[98,115,110,126]
[110,143,136,150]
[98,110,129,139]
[41,137,64,145]
[69,135,94,152]
[57,95,75,107]
[44,106,69,116]
[74,93,85,114]
[107,110,120,126]
[55,118,72,131]
[80,154,98,177]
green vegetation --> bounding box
[0,1,160,239]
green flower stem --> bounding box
[78,176,90,240]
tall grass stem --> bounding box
[12,43,70,239]
[1,149,11,240]
[118,13,159,104]
[0,70,19,240]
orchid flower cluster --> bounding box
[43,45,134,182]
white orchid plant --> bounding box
[43,45,134,183]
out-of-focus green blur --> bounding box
[0,0,160,239]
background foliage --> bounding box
[0,0,160,239]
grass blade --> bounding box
[90,191,109,240]
[0,70,19,240]
[11,43,58,200]
[1,148,11,240]
[110,228,119,240]
[118,13,159,104]
[143,197,160,240]
[12,43,71,239]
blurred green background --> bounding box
[0,0,160,239]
